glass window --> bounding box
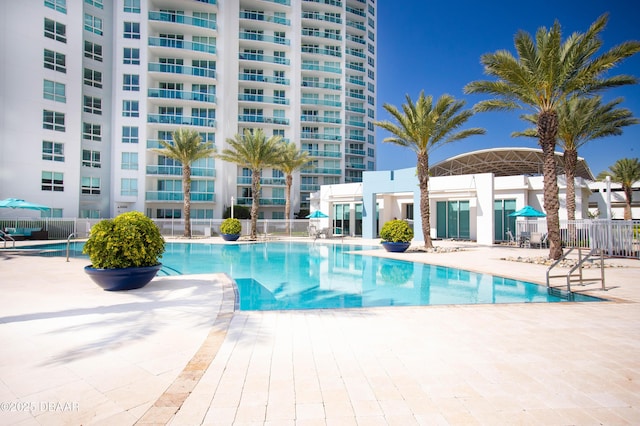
[124,0,141,13]
[42,141,64,162]
[124,22,140,39]
[44,18,66,42]
[44,0,66,14]
[43,110,65,131]
[83,68,102,88]
[121,152,138,170]
[82,150,101,168]
[122,126,139,143]
[123,74,139,91]
[83,122,101,141]
[81,177,101,195]
[84,0,103,9]
[123,47,140,65]
[121,178,138,196]
[44,49,65,73]
[83,96,102,115]
[43,80,65,103]
[41,171,64,191]
[123,100,139,117]
[84,41,103,62]
[79,210,100,219]
[84,13,103,35]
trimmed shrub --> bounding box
[379,219,414,243]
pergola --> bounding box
[429,147,595,180]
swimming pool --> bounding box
[17,241,601,310]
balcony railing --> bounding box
[346,6,366,17]
[346,162,366,169]
[300,133,342,141]
[146,165,216,177]
[148,11,217,30]
[345,148,366,156]
[236,197,286,205]
[345,103,365,113]
[304,149,342,158]
[302,167,342,175]
[303,0,342,6]
[301,12,342,24]
[148,88,216,103]
[239,53,290,65]
[301,98,342,107]
[346,34,366,45]
[239,11,290,26]
[346,62,365,72]
[301,115,341,124]
[346,134,366,141]
[347,91,365,100]
[346,20,366,31]
[346,48,365,58]
[301,29,342,41]
[148,37,216,55]
[302,63,341,74]
[301,46,341,57]
[239,73,289,85]
[239,31,290,46]
[148,62,216,79]
[300,184,321,191]
[146,191,216,202]
[238,114,289,125]
[301,81,341,90]
[147,114,216,127]
[346,119,365,127]
[237,176,285,185]
[238,94,289,105]
[346,77,365,86]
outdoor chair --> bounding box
[529,232,545,249]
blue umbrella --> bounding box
[0,198,50,211]
[306,210,328,218]
[509,205,546,217]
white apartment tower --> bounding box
[0,0,377,219]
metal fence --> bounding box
[516,218,640,259]
[154,218,314,238]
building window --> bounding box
[44,0,66,13]
[44,18,66,43]
[123,100,139,117]
[123,47,140,65]
[83,96,102,115]
[83,122,102,141]
[84,0,103,9]
[82,150,101,168]
[122,126,139,143]
[84,14,103,35]
[81,177,101,195]
[123,74,139,91]
[121,178,138,196]
[84,41,103,62]
[124,0,141,13]
[42,141,64,162]
[80,209,100,219]
[41,171,64,191]
[44,49,65,73]
[124,22,140,39]
[43,80,66,103]
[121,152,138,170]
[83,68,103,88]
[43,110,64,131]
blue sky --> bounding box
[374,0,640,176]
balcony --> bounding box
[239,11,290,26]
[346,162,366,169]
[301,115,341,124]
[346,62,365,72]
[237,176,285,185]
[346,134,366,141]
[148,62,216,79]
[345,103,365,113]
[303,149,342,158]
[345,148,366,156]
[301,98,342,107]
[301,46,341,58]
[346,119,365,128]
[303,0,342,6]
[302,29,342,41]
[346,20,366,31]
[302,63,341,74]
[238,93,289,105]
[146,165,216,177]
[146,191,216,202]
[239,73,289,85]
[302,167,342,175]
[346,77,365,86]
[345,34,365,45]
[148,88,216,103]
[347,91,365,100]
[300,184,320,191]
[148,37,216,55]
[346,6,366,17]
[239,52,290,66]
[346,48,365,58]
[301,80,341,90]
[148,11,217,30]
[236,197,285,205]
[300,133,342,141]
[147,114,216,127]
[302,12,342,24]
[238,114,289,125]
[239,31,290,46]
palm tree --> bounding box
[274,141,311,234]
[374,92,485,248]
[597,158,640,220]
[464,14,640,259]
[514,96,638,221]
[216,129,284,240]
[153,128,215,238]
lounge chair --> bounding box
[529,232,545,249]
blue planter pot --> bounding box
[221,233,240,241]
[84,264,162,291]
[381,241,411,253]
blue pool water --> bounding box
[20,241,601,310]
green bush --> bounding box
[379,219,414,243]
[83,211,165,269]
[220,217,242,235]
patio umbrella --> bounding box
[306,210,328,218]
[0,198,51,211]
[508,205,546,218]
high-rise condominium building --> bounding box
[0,0,377,219]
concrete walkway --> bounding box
[0,239,638,425]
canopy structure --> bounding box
[430,148,595,180]
[306,210,328,218]
[0,198,50,211]
[509,206,546,218]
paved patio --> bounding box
[0,239,638,425]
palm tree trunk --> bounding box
[285,174,292,234]
[417,152,433,248]
[250,169,260,240]
[538,111,562,260]
[183,165,192,238]
[564,150,577,222]
[623,185,633,220]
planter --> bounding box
[221,233,240,241]
[84,264,162,291]
[381,241,411,253]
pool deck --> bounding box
[1,238,639,425]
